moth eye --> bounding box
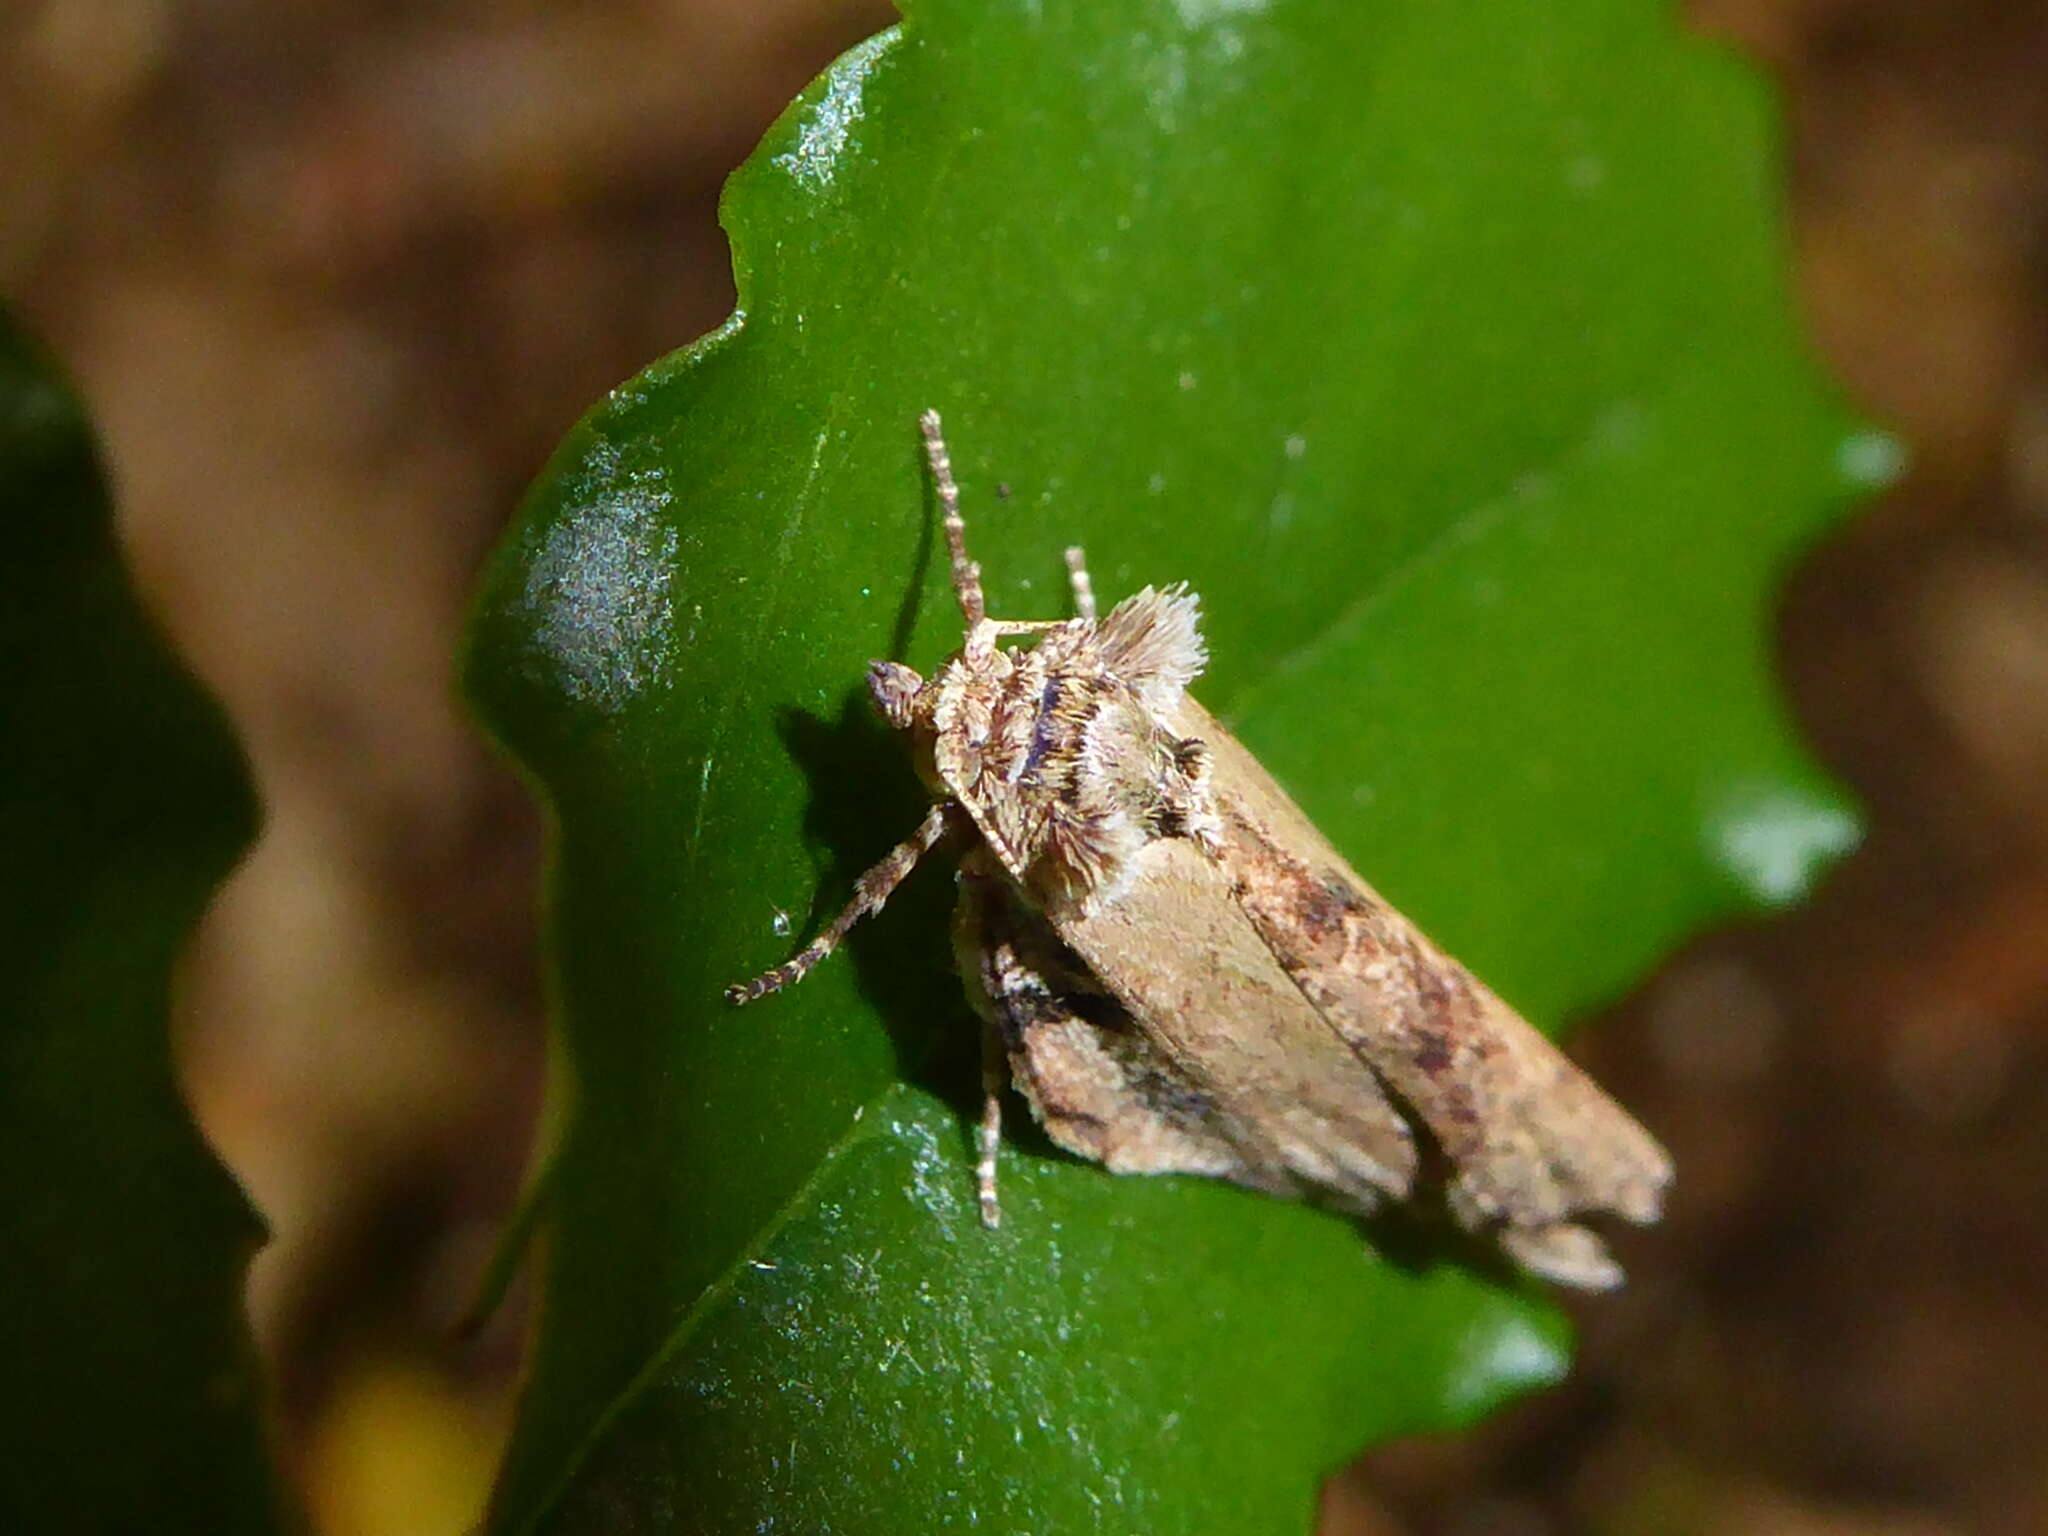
[867,660,924,730]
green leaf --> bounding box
[0,314,280,1527]
[466,2,1885,1530]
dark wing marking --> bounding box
[1169,698,1672,1290]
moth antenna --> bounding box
[1064,545,1097,621]
[919,409,986,630]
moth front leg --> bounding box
[725,803,954,1004]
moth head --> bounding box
[866,660,925,732]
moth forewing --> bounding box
[954,848,1282,1191]
[1047,834,1420,1205]
[1165,695,1674,1289]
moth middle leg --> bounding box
[954,856,1020,1227]
[954,851,1259,1224]
[975,1014,1006,1229]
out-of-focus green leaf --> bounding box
[0,312,279,1530]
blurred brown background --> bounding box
[4,1,2045,1532]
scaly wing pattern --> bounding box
[1170,700,1673,1290]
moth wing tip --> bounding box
[1499,1221,1627,1292]
[1611,1135,1677,1225]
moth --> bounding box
[728,410,1672,1289]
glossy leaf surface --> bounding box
[467,2,1884,1530]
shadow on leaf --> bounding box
[771,691,977,1096]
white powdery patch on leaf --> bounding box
[774,30,898,190]
[523,472,678,713]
